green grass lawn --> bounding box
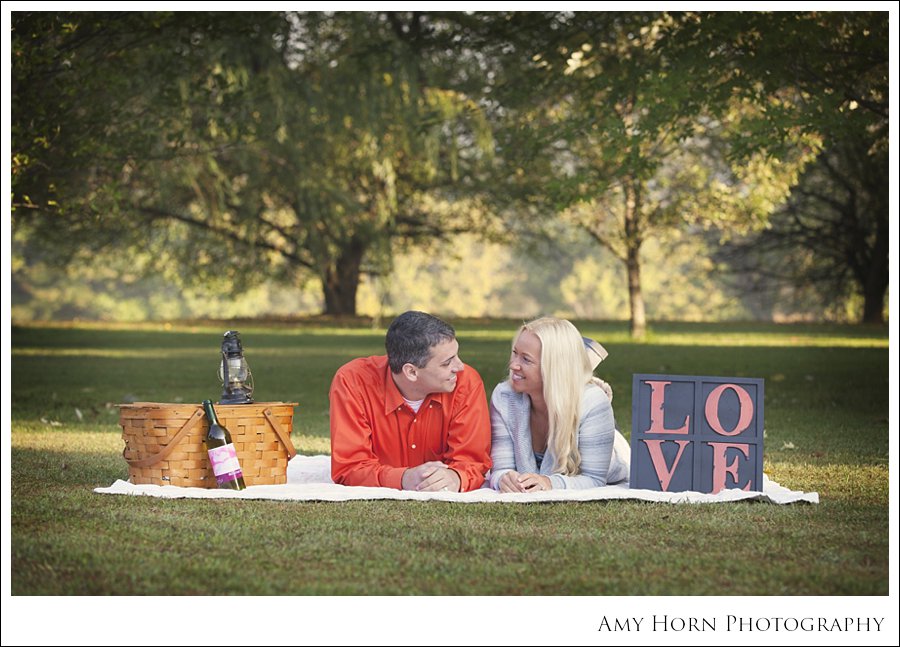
[10,319,890,598]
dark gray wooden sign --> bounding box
[630,374,765,493]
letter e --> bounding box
[709,442,752,493]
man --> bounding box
[329,311,491,492]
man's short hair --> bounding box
[385,311,456,373]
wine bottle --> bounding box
[202,399,246,490]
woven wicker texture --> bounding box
[120,402,297,488]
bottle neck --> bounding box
[202,400,220,426]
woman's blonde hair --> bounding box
[512,317,592,475]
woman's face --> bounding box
[509,329,543,396]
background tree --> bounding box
[12,12,294,295]
[716,122,888,323]
[672,11,889,324]
[13,11,494,316]
[476,12,813,338]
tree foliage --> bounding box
[662,11,888,156]
[674,11,889,323]
[12,11,888,323]
[13,11,494,315]
[470,13,819,337]
[716,122,888,323]
[467,11,885,335]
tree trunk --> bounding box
[626,243,646,339]
[861,243,889,324]
[860,222,888,324]
[321,239,365,316]
[624,180,646,339]
[862,285,886,324]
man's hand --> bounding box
[417,465,461,492]
[401,461,461,492]
[400,461,446,491]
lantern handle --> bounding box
[221,352,230,388]
[245,367,255,397]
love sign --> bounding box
[630,374,764,494]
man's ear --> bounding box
[401,363,418,382]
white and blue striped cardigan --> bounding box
[488,380,630,490]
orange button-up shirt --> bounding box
[329,355,491,491]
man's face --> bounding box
[415,338,464,395]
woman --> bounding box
[489,317,630,492]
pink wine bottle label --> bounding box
[208,443,244,486]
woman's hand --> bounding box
[499,471,552,492]
[518,473,552,492]
[498,470,527,493]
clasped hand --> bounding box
[498,470,552,493]
[402,461,461,492]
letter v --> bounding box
[642,439,690,491]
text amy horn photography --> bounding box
[599,616,886,633]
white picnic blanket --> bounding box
[94,454,818,504]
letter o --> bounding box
[705,384,754,436]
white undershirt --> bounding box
[403,397,425,413]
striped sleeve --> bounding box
[488,383,517,490]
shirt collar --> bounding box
[382,362,444,415]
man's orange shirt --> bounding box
[329,355,491,491]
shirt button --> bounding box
[411,444,416,449]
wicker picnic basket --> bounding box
[119,401,298,488]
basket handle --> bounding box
[263,407,298,459]
[123,409,206,469]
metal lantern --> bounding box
[218,330,254,404]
